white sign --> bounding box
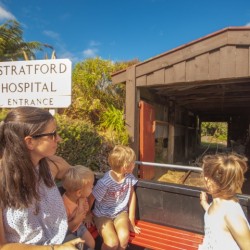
[0,59,72,108]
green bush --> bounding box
[99,105,129,145]
[55,114,108,171]
[0,109,8,121]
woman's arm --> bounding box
[1,244,52,250]
[0,238,84,250]
[0,209,6,245]
[47,155,71,180]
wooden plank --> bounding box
[236,46,249,77]
[111,69,126,84]
[173,61,186,82]
[168,102,175,163]
[89,221,204,250]
[125,66,137,149]
[227,30,250,44]
[135,220,203,241]
[195,53,209,81]
[209,49,220,79]
[129,220,203,250]
[220,46,236,78]
[165,66,175,84]
[186,59,196,82]
[136,75,146,86]
[249,47,250,76]
[146,69,165,86]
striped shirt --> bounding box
[92,171,138,218]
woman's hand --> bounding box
[58,238,84,250]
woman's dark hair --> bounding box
[0,106,56,209]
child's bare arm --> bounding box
[200,191,209,211]
[225,208,250,250]
[68,203,87,232]
[87,193,95,211]
[128,187,140,234]
[85,193,96,228]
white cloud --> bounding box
[43,30,60,40]
[82,40,101,58]
[0,6,15,21]
[60,51,80,64]
[83,48,98,58]
[245,23,250,27]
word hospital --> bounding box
[1,82,56,93]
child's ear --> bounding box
[76,189,82,197]
[122,166,127,173]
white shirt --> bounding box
[199,200,250,250]
[3,178,68,245]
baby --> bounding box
[62,165,95,250]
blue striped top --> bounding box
[92,171,138,218]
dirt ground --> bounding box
[156,168,204,188]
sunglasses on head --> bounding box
[31,130,57,140]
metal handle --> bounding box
[135,161,202,172]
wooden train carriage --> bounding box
[111,27,250,171]
[109,27,250,249]
[91,171,250,250]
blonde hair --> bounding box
[62,165,94,192]
[108,145,136,171]
[202,153,248,200]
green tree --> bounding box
[201,122,227,141]
[64,57,138,145]
[67,57,138,123]
[0,20,50,61]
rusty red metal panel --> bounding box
[139,101,155,180]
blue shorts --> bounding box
[74,223,88,237]
[63,223,88,242]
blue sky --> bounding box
[0,0,250,64]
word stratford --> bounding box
[0,62,67,76]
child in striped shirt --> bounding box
[88,145,141,250]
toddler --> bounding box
[199,153,250,250]
[62,165,95,250]
[89,145,141,250]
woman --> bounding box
[0,107,83,250]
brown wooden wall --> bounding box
[135,29,250,87]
